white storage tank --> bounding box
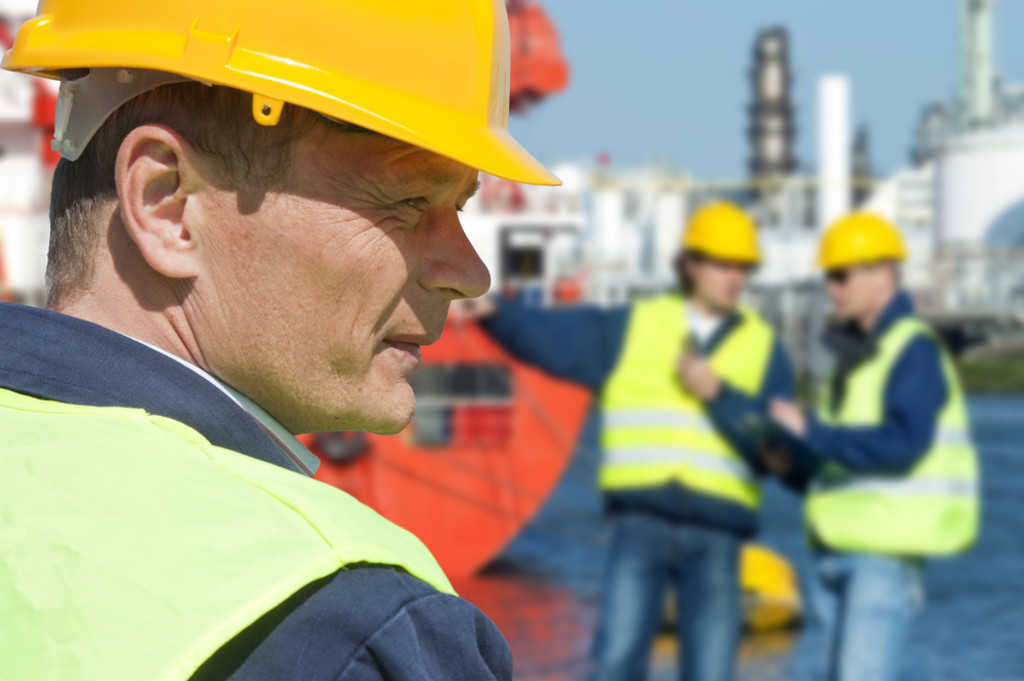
[935,126,1024,248]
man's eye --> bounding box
[400,198,429,211]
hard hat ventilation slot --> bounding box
[58,68,90,82]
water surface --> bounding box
[457,396,1024,680]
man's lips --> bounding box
[384,340,424,363]
[383,327,444,363]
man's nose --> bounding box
[417,209,491,300]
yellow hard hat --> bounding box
[1,0,559,186]
[682,202,761,264]
[818,213,907,269]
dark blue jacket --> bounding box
[0,303,511,681]
[479,296,796,538]
[804,292,948,473]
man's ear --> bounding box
[114,124,205,279]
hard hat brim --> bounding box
[683,247,762,266]
[818,253,907,270]
[2,15,561,186]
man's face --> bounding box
[825,263,891,321]
[686,256,752,313]
[192,126,488,435]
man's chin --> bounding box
[712,297,741,314]
[338,401,414,435]
[301,395,415,436]
[355,391,417,435]
[365,412,414,436]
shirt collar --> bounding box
[680,294,742,355]
[131,338,320,476]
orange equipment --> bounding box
[507,0,569,113]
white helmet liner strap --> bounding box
[53,68,192,161]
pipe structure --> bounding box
[817,75,851,231]
[959,0,996,132]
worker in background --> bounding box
[0,1,559,679]
[768,213,980,681]
[463,202,795,681]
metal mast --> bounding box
[959,0,996,131]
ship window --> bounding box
[502,243,545,283]
[410,364,514,448]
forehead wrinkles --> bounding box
[292,128,477,206]
[348,133,476,193]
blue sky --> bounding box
[509,0,1024,180]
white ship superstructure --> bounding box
[0,0,55,304]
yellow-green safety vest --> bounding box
[0,388,453,681]
[599,294,775,509]
[808,317,980,556]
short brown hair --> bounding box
[46,81,324,308]
[675,250,705,294]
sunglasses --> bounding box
[826,269,852,285]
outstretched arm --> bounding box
[477,297,631,390]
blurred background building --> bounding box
[458,0,1024,380]
[2,0,1021,348]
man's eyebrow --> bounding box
[461,179,482,202]
[422,172,481,202]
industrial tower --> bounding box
[747,26,798,224]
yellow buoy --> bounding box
[740,544,802,631]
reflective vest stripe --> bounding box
[603,409,716,433]
[604,446,757,482]
[934,428,973,447]
[814,477,978,497]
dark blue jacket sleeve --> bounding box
[191,567,511,681]
[706,337,797,472]
[478,298,630,390]
[804,336,948,473]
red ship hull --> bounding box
[304,320,591,577]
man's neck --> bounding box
[54,296,208,373]
[687,293,729,321]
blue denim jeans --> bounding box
[792,552,924,681]
[592,513,742,681]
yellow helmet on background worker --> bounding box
[682,202,762,264]
[818,213,908,270]
[1,0,559,186]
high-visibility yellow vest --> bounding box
[808,317,980,556]
[599,294,775,509]
[0,387,453,681]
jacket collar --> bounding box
[869,291,915,339]
[0,303,307,474]
[821,290,915,411]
